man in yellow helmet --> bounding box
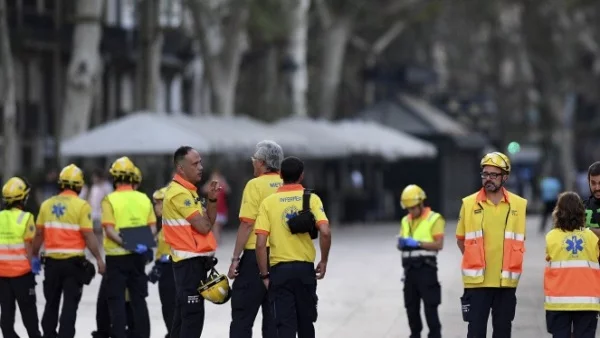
[397,184,444,338]
[102,156,157,338]
[32,164,105,338]
[0,177,42,338]
[456,152,527,338]
[147,187,176,337]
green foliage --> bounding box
[248,0,290,43]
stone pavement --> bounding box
[13,216,562,337]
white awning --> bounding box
[60,113,211,157]
[273,117,437,161]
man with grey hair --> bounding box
[228,140,283,338]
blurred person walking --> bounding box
[397,184,444,338]
[583,162,600,238]
[539,173,562,233]
[255,156,332,338]
[228,141,283,338]
[0,176,42,338]
[33,164,105,338]
[202,169,230,244]
[80,169,113,249]
[545,191,600,338]
[456,152,527,338]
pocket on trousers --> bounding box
[460,293,471,322]
[509,244,525,271]
[301,277,318,323]
[231,282,249,310]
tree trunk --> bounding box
[550,94,577,191]
[285,0,310,117]
[60,0,104,146]
[136,0,163,111]
[186,0,249,116]
[317,16,352,119]
[0,0,19,179]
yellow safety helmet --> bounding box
[198,268,231,305]
[400,184,426,209]
[58,164,84,189]
[2,177,31,203]
[480,152,511,173]
[132,167,143,184]
[109,156,136,180]
[152,187,167,201]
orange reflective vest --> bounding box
[460,189,527,287]
[544,228,600,311]
[0,209,32,277]
[162,175,216,262]
[41,191,88,256]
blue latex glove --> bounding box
[31,257,41,275]
[135,244,148,254]
[159,254,170,263]
[401,237,420,248]
[396,236,404,250]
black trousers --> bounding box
[94,276,136,338]
[546,310,598,338]
[105,254,150,338]
[41,257,86,338]
[171,256,210,338]
[462,287,517,338]
[157,261,176,337]
[403,265,441,338]
[269,262,318,338]
[0,272,41,338]
[229,249,276,338]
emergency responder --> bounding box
[255,156,332,338]
[133,167,142,190]
[456,151,527,338]
[32,164,106,338]
[148,187,176,338]
[583,161,600,237]
[228,140,283,338]
[0,176,42,338]
[397,184,444,338]
[162,146,220,338]
[545,191,600,338]
[102,156,157,338]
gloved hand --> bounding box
[31,257,41,275]
[159,254,170,263]
[401,237,420,249]
[135,244,148,254]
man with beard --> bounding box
[456,152,528,338]
[583,161,600,237]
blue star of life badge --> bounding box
[565,235,584,255]
[51,203,66,218]
[184,199,191,207]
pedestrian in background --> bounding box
[545,191,600,338]
[539,172,562,233]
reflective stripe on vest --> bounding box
[545,228,600,311]
[42,220,86,255]
[460,191,527,287]
[104,191,152,256]
[0,209,31,277]
[400,209,440,260]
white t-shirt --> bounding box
[87,182,113,220]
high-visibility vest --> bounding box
[155,227,171,260]
[41,193,88,256]
[163,177,216,261]
[104,191,152,256]
[460,189,527,287]
[400,208,440,260]
[544,228,600,311]
[0,209,32,277]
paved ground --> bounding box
[12,216,564,337]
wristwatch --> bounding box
[260,272,270,280]
[208,198,218,203]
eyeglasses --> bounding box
[481,172,502,179]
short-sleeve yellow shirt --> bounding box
[255,184,328,266]
[239,173,282,249]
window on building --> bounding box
[160,0,182,28]
[170,75,182,112]
[120,73,134,113]
[105,0,118,26]
[120,0,136,29]
[156,77,167,112]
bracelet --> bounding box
[260,272,270,280]
[208,198,218,203]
